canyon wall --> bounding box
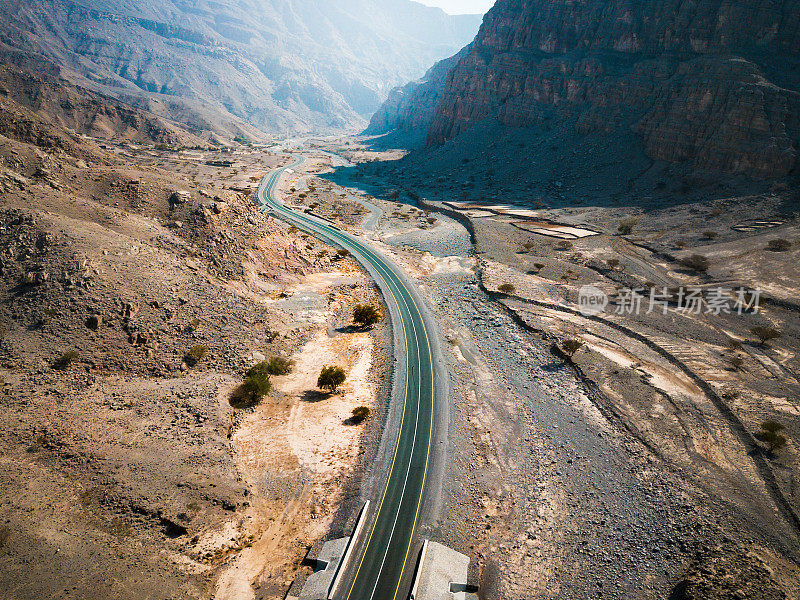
[364,45,472,147]
[423,0,800,178]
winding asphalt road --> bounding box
[258,159,437,600]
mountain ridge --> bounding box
[0,0,483,138]
[368,0,800,182]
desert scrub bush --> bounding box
[184,345,209,367]
[561,339,584,358]
[336,248,350,258]
[751,326,781,346]
[680,254,709,273]
[766,239,791,252]
[606,258,620,269]
[318,365,346,393]
[245,361,271,379]
[617,219,637,235]
[554,240,573,251]
[185,317,201,333]
[728,355,744,370]
[0,525,9,548]
[264,356,294,375]
[702,231,718,240]
[350,406,371,424]
[498,283,516,294]
[533,263,545,272]
[721,389,740,401]
[53,351,79,370]
[353,304,382,328]
[230,366,271,409]
[727,338,744,351]
[758,421,787,454]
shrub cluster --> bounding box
[265,356,294,375]
[185,345,209,367]
[318,365,346,393]
[53,351,79,370]
[230,361,272,408]
[680,254,709,273]
[350,406,371,424]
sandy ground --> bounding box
[215,325,377,600]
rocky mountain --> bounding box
[0,62,203,147]
[372,0,800,181]
[0,0,482,138]
[364,44,472,148]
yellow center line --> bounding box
[262,160,436,600]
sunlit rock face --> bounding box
[0,0,482,135]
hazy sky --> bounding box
[417,0,495,14]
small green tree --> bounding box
[561,339,584,359]
[533,263,545,272]
[353,304,382,329]
[498,283,516,294]
[229,375,270,408]
[618,219,636,235]
[350,406,371,424]
[751,326,781,346]
[264,356,294,375]
[230,365,271,408]
[318,365,346,393]
[759,421,787,454]
[245,361,270,379]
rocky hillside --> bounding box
[0,63,203,147]
[373,0,800,182]
[0,0,482,138]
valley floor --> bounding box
[1,128,798,600]
[306,137,800,599]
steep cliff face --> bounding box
[426,0,800,179]
[0,0,482,136]
[364,45,472,147]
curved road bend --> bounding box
[258,159,438,600]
